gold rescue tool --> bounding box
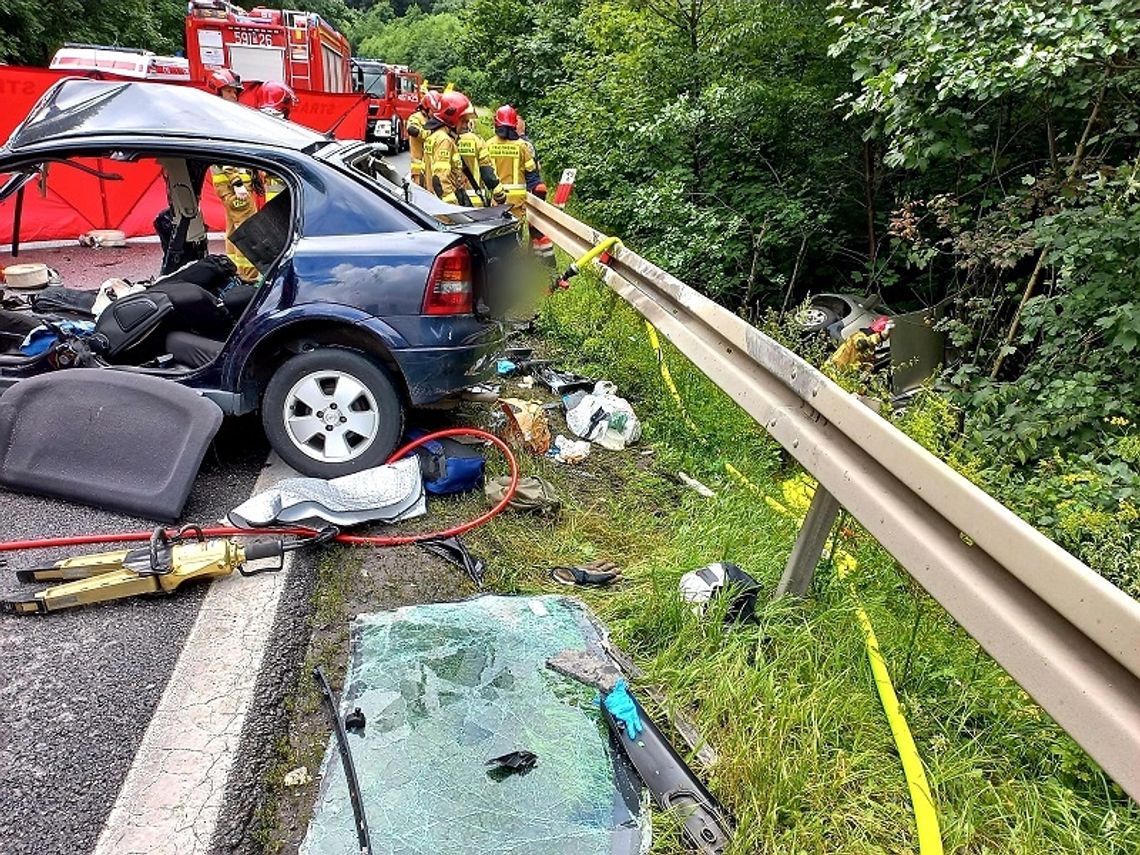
[2,528,285,615]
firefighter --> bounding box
[407,90,441,189]
[457,108,507,208]
[423,91,474,206]
[255,80,298,120]
[205,68,244,102]
[488,104,539,223]
[515,114,555,265]
[207,70,259,280]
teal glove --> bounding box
[604,679,643,740]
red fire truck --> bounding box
[185,0,351,94]
[350,59,424,152]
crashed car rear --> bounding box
[0,79,521,477]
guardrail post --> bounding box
[775,486,841,597]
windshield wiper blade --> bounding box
[313,665,373,855]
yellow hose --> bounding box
[573,235,622,268]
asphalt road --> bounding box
[0,144,412,855]
[0,416,269,855]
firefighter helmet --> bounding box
[256,81,298,118]
[433,91,471,129]
[420,89,443,114]
[206,68,243,96]
[494,105,519,129]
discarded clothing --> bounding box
[228,456,425,527]
[566,381,641,450]
[679,562,761,623]
[486,475,561,514]
[499,397,552,455]
[19,320,96,357]
[548,434,591,464]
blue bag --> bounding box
[404,430,486,495]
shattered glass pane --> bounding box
[301,595,647,855]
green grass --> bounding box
[457,270,1140,853]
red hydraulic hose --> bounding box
[0,427,520,554]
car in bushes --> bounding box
[0,79,520,477]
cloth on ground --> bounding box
[228,456,425,527]
[548,434,591,464]
[485,475,560,514]
[565,381,641,450]
[19,320,96,357]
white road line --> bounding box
[93,454,298,855]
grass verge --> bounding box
[456,271,1140,853]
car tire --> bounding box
[797,304,842,334]
[261,348,404,478]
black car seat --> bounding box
[165,331,224,369]
[92,290,175,360]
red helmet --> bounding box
[420,90,443,113]
[494,105,519,129]
[256,81,298,118]
[433,91,471,129]
[206,68,243,96]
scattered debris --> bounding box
[283,766,312,788]
[485,475,561,514]
[418,535,488,588]
[344,708,366,734]
[227,457,425,527]
[518,375,535,389]
[549,648,734,853]
[678,471,716,498]
[548,433,591,464]
[78,228,127,248]
[679,562,761,623]
[485,749,538,778]
[566,381,642,450]
[550,560,620,587]
[499,397,552,455]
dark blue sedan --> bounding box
[0,80,520,477]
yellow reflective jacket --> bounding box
[487,136,537,189]
[407,109,428,182]
[423,126,466,204]
[457,131,493,205]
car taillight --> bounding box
[423,245,474,315]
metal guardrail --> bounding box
[527,194,1140,801]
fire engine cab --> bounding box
[49,44,191,83]
[351,58,424,152]
[186,0,351,93]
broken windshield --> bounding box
[301,596,646,855]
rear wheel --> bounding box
[261,348,403,478]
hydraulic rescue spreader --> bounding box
[1,526,295,615]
